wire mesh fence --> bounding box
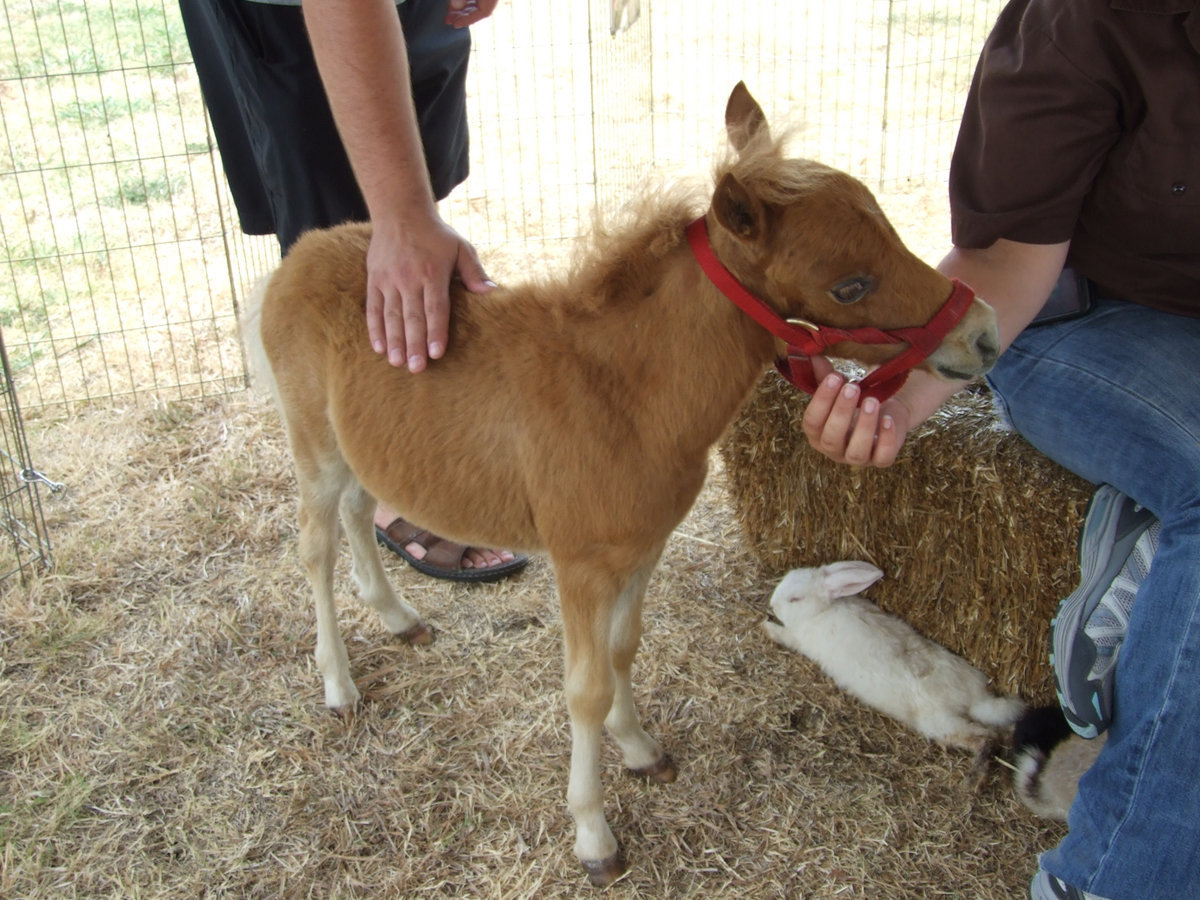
[1,0,263,414]
[0,331,55,584]
[0,0,1005,586]
[2,0,1003,416]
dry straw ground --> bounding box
[4,387,1063,898]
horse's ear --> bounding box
[725,81,768,152]
[712,172,767,242]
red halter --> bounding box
[686,216,977,402]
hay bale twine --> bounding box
[719,374,1093,704]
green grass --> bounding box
[1,1,221,404]
[106,170,186,207]
[57,95,153,128]
[1,1,188,79]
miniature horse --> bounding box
[245,83,998,886]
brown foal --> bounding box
[245,83,998,886]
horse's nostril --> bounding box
[976,331,999,366]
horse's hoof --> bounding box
[630,753,677,784]
[581,849,626,888]
[399,621,434,646]
[331,703,356,724]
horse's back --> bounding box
[260,223,547,548]
[262,223,372,361]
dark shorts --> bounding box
[179,0,471,252]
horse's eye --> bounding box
[829,276,874,304]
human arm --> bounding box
[301,0,497,372]
[801,238,1070,467]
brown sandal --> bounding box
[374,516,529,583]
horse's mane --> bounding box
[557,126,836,314]
[560,180,703,314]
[715,124,843,206]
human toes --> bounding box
[462,547,517,569]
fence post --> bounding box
[0,331,56,587]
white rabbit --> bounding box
[762,561,1026,752]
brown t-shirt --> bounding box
[950,0,1200,315]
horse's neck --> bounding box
[590,243,777,455]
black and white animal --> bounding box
[762,561,1026,751]
[1012,704,1105,820]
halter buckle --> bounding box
[785,317,821,332]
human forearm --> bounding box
[302,0,499,371]
[939,241,1070,348]
[899,240,1071,414]
[802,238,1070,467]
[301,0,435,221]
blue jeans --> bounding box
[986,297,1200,898]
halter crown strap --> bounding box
[685,216,976,401]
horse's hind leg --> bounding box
[296,462,360,713]
[339,482,430,644]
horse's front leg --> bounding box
[557,563,625,887]
[606,552,676,782]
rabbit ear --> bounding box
[819,561,884,598]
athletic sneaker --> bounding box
[1050,484,1158,739]
[1030,867,1111,900]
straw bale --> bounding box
[719,374,1093,704]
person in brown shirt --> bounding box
[802,2,1200,897]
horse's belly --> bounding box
[330,365,542,552]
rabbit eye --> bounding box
[829,276,874,305]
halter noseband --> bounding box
[685,216,977,402]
